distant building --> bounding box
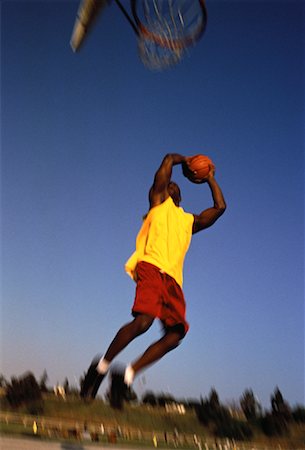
[165,402,186,415]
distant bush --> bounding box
[6,372,44,413]
[258,387,292,437]
[142,391,157,407]
[292,406,305,423]
[142,391,177,408]
[260,413,289,437]
[215,418,253,441]
[195,397,253,442]
[240,389,262,421]
[195,399,230,427]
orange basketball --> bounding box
[183,154,215,183]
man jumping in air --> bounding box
[80,153,226,407]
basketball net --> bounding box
[138,34,185,71]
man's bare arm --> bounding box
[149,153,186,208]
[192,171,226,234]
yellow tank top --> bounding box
[125,197,194,287]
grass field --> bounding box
[1,395,305,449]
[0,395,209,449]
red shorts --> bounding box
[132,261,189,337]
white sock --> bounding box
[97,357,110,375]
[124,365,135,386]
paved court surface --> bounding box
[0,436,145,450]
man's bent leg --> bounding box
[108,329,182,409]
[131,329,183,377]
[103,314,154,362]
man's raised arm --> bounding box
[149,154,186,208]
[192,170,226,234]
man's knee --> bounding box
[133,314,154,335]
[163,323,187,341]
[163,329,185,351]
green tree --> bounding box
[195,389,230,427]
[240,389,261,421]
[215,418,253,441]
[208,388,230,424]
[260,387,291,437]
[271,387,292,423]
[209,388,220,410]
[6,372,44,414]
[195,389,251,441]
[292,405,305,423]
[195,398,211,425]
[260,413,288,437]
[63,378,70,395]
[142,391,157,407]
[156,393,175,407]
[39,370,49,393]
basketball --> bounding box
[183,154,215,183]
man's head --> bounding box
[168,181,181,206]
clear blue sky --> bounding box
[1,0,304,409]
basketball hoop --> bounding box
[134,0,207,70]
[71,0,207,71]
[132,0,207,49]
[138,33,184,71]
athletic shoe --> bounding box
[80,357,105,401]
[109,365,129,410]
